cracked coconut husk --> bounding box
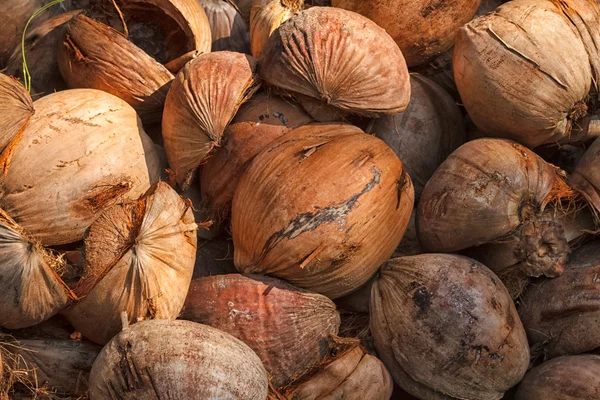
[200,0,250,53]
[250,0,303,59]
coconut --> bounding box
[454,0,600,148]
[62,182,197,345]
[0,88,160,246]
[192,239,237,278]
[332,0,480,67]
[515,355,600,400]
[200,0,250,52]
[180,273,340,387]
[569,136,600,216]
[371,254,530,400]
[232,123,414,299]
[259,7,410,118]
[162,51,259,189]
[88,319,268,399]
[369,74,466,200]
[201,91,311,220]
[235,0,253,22]
[0,74,34,150]
[250,0,303,59]
[179,179,224,240]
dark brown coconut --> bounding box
[180,274,340,387]
[569,136,600,216]
[201,92,312,220]
[235,0,253,23]
[200,0,250,52]
[232,123,414,299]
[162,51,259,189]
[88,319,268,399]
[250,0,303,59]
[332,0,480,67]
[259,7,410,118]
[0,74,34,150]
[371,254,530,400]
[515,355,600,400]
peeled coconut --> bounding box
[200,0,250,52]
[371,254,530,400]
[63,182,198,345]
[201,91,312,220]
[332,0,480,67]
[250,0,303,59]
[515,355,600,400]
[259,7,410,118]
[454,0,600,148]
[0,88,160,246]
[88,319,268,399]
[232,123,414,299]
[369,74,465,200]
[569,136,600,215]
[162,51,259,189]
[0,74,34,150]
[180,273,340,387]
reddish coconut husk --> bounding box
[0,74,34,150]
[88,319,268,399]
[369,74,466,200]
[200,0,250,53]
[201,91,311,221]
[515,355,600,400]
[0,88,161,246]
[192,238,237,279]
[454,0,600,148]
[62,182,198,345]
[180,273,340,388]
[371,254,530,400]
[569,136,600,217]
[332,0,480,67]
[232,123,414,299]
[259,7,410,118]
[162,51,259,189]
[250,0,303,59]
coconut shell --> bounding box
[0,89,160,246]
[201,0,250,53]
[569,136,600,215]
[162,51,259,189]
[232,123,413,299]
[89,319,268,399]
[201,92,312,220]
[454,0,600,148]
[371,254,530,400]
[192,239,237,278]
[259,7,410,117]
[332,0,480,67]
[180,273,340,387]
[370,74,466,200]
[0,74,33,150]
[250,0,303,59]
[63,182,197,345]
[515,355,600,400]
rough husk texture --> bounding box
[180,274,340,388]
[371,254,530,400]
[259,7,410,117]
[88,319,268,399]
[0,74,33,151]
[515,355,600,400]
[201,0,250,53]
[332,0,480,67]
[569,136,600,216]
[0,89,161,246]
[232,123,414,299]
[250,0,303,59]
[454,0,600,148]
[162,51,259,189]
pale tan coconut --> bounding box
[0,74,34,150]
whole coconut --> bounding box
[0,74,34,150]
[569,136,600,215]
[250,0,303,58]
[200,0,250,52]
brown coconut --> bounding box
[180,273,340,388]
[201,91,312,220]
[200,0,250,52]
[0,74,34,150]
[371,254,530,400]
[192,239,237,278]
[232,123,414,299]
[62,182,198,345]
[454,0,600,148]
[370,74,466,200]
[162,51,259,189]
[569,136,600,216]
[515,355,600,400]
[235,0,253,22]
[88,319,268,399]
[259,7,410,118]
[250,0,303,59]
[0,88,160,246]
[332,0,480,67]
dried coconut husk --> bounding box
[515,355,600,400]
[89,319,268,399]
[0,74,33,150]
[201,91,311,221]
[332,0,480,67]
[179,179,223,240]
[569,136,600,217]
[417,138,577,281]
[232,123,414,299]
[192,238,237,278]
[235,0,253,23]
[259,7,410,118]
[250,0,303,59]
[180,273,340,387]
[162,51,259,189]
[200,0,250,52]
[0,88,160,246]
[369,74,466,200]
[62,182,198,345]
[371,254,530,400]
[454,0,600,148]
